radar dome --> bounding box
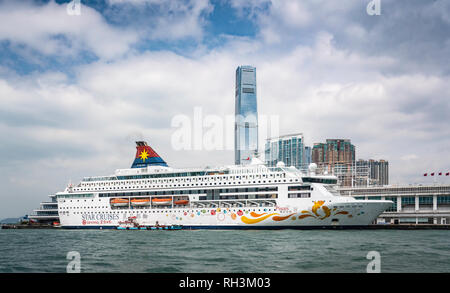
[308,163,317,172]
[276,161,285,167]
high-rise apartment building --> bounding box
[264,133,306,170]
[312,139,356,186]
[312,139,355,165]
[235,65,258,165]
[356,159,389,186]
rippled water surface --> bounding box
[0,229,449,273]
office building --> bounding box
[235,65,258,165]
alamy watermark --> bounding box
[171,107,279,151]
[366,0,381,16]
[67,251,81,273]
[67,0,81,16]
[366,251,381,273]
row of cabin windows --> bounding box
[65,208,276,215]
[73,178,297,192]
[78,173,287,187]
[99,187,278,197]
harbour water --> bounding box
[0,229,449,273]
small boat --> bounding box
[130,198,150,206]
[116,216,139,229]
[151,198,172,205]
[110,198,129,207]
[174,199,189,205]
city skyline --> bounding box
[0,0,449,218]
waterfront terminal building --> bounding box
[339,184,450,225]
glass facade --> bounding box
[401,196,415,206]
[437,196,450,204]
[304,146,312,166]
[419,196,433,205]
[385,196,397,211]
[235,66,258,165]
[265,134,306,170]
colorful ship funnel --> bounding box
[131,141,168,168]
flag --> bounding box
[423,173,427,176]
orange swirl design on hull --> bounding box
[320,206,331,220]
[250,212,267,218]
[272,213,295,221]
[241,213,278,224]
[298,214,314,219]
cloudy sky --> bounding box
[0,0,449,218]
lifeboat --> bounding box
[174,199,189,205]
[110,198,129,207]
[130,198,150,206]
[151,198,172,205]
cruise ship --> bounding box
[56,141,392,229]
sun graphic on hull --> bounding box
[139,150,149,162]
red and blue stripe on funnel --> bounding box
[131,141,168,168]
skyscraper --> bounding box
[304,146,312,166]
[235,65,258,165]
[265,133,306,170]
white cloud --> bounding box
[104,0,213,41]
[0,1,137,59]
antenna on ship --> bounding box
[66,179,73,192]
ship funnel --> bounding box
[131,141,168,168]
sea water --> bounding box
[0,229,449,273]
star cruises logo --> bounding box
[139,150,150,162]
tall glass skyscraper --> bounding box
[235,65,258,165]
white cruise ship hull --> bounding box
[58,197,392,229]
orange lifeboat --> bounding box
[130,198,150,206]
[151,198,172,205]
[174,200,189,205]
[110,198,129,207]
